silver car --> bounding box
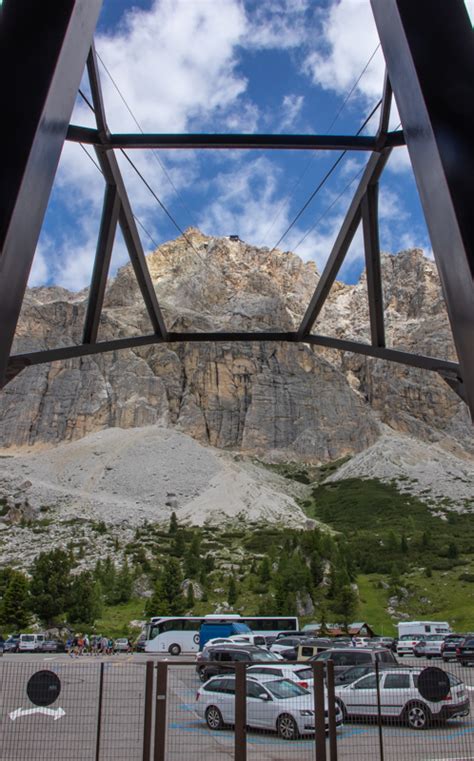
[196,675,343,740]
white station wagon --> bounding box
[196,675,343,740]
[335,669,469,729]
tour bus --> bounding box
[145,615,299,655]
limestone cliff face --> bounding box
[0,231,471,459]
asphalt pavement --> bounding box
[0,653,473,761]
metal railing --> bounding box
[1,656,472,760]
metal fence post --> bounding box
[375,660,384,761]
[153,662,168,761]
[142,661,154,761]
[313,660,327,761]
[234,662,247,761]
[326,659,338,761]
[95,661,105,761]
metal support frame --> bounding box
[1,0,472,418]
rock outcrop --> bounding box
[0,231,471,460]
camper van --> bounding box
[396,621,451,657]
[397,621,451,637]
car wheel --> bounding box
[168,643,181,656]
[205,706,224,730]
[276,713,300,740]
[405,702,431,730]
[198,668,207,682]
[335,699,348,722]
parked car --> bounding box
[369,637,396,651]
[247,663,315,689]
[335,668,469,729]
[4,635,20,653]
[334,662,400,686]
[41,639,65,653]
[397,634,426,657]
[196,674,343,739]
[441,634,466,662]
[413,635,446,659]
[456,635,474,666]
[228,634,269,648]
[135,634,146,652]
[297,639,333,661]
[197,645,281,681]
[0,636,4,655]
[114,638,131,653]
[310,647,398,676]
[270,637,308,656]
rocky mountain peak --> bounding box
[1,232,471,459]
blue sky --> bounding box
[30,0,474,291]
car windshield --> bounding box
[426,635,444,641]
[400,635,421,640]
[295,668,313,680]
[265,679,309,699]
[250,650,278,662]
[21,635,34,642]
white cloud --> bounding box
[244,0,311,50]
[198,157,292,246]
[304,0,383,101]
[279,94,305,130]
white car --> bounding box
[335,669,469,729]
[413,635,445,658]
[397,634,426,657]
[270,637,305,656]
[228,634,269,648]
[246,663,315,689]
[196,675,343,739]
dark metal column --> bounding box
[0,0,103,387]
[362,184,385,347]
[371,0,474,416]
[297,149,391,338]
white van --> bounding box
[18,633,45,652]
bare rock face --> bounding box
[0,232,471,461]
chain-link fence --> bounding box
[1,656,472,760]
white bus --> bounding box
[145,615,299,655]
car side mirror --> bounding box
[258,693,271,700]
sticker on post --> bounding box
[9,670,65,721]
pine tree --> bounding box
[203,554,215,573]
[333,586,357,628]
[68,572,103,624]
[169,511,178,535]
[184,534,201,577]
[400,534,409,554]
[171,530,186,558]
[228,575,238,606]
[162,558,185,615]
[1,571,30,629]
[30,548,73,625]
[186,582,195,609]
[259,556,271,584]
[101,556,117,604]
[114,558,133,604]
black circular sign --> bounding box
[26,670,61,707]
[417,667,450,702]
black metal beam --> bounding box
[297,149,391,339]
[65,126,406,151]
[86,49,168,339]
[371,0,474,417]
[8,331,460,378]
[376,71,393,148]
[362,185,385,347]
[82,183,121,345]
[0,0,103,388]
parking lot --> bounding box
[1,652,473,761]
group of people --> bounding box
[67,635,132,656]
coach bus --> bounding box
[144,615,299,655]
